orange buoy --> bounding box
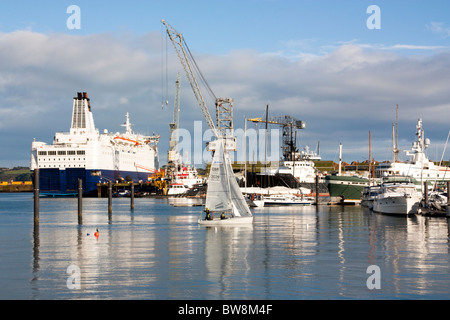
[94,228,99,238]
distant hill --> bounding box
[0,167,32,182]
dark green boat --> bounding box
[325,175,370,203]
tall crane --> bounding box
[161,19,236,152]
[167,73,181,177]
[248,111,305,161]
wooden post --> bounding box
[130,183,135,210]
[78,179,83,225]
[33,169,39,224]
[423,181,428,208]
[447,181,450,217]
[315,175,319,205]
[108,181,113,214]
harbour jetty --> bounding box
[0,181,33,192]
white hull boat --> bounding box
[263,194,312,206]
[372,177,422,215]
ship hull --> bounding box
[325,175,369,203]
[35,168,153,196]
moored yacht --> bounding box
[372,176,422,215]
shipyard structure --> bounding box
[30,92,160,196]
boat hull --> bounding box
[325,175,369,203]
[263,200,311,206]
[373,195,421,215]
[198,216,253,226]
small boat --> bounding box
[263,193,312,206]
[167,183,189,195]
[245,193,264,208]
[372,176,422,215]
[113,189,130,197]
[361,185,380,209]
[198,138,253,226]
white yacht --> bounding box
[372,176,422,215]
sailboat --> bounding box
[199,138,253,225]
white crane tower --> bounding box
[161,19,236,153]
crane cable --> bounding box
[183,38,217,104]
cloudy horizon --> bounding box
[1,1,450,168]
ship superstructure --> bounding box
[375,118,450,188]
[30,92,160,196]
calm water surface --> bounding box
[1,193,449,300]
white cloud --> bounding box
[426,21,450,38]
[1,30,450,165]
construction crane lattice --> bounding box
[248,114,306,161]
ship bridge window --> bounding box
[58,151,66,155]
[48,151,56,155]
[38,151,47,155]
[67,151,76,155]
[77,150,85,155]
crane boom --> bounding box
[248,116,305,129]
[161,19,218,139]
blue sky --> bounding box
[2,1,449,52]
[1,0,450,167]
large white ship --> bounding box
[30,92,160,196]
[375,118,450,189]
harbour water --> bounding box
[1,193,449,300]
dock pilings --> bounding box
[78,179,83,225]
[108,181,113,214]
[447,181,450,217]
[33,169,39,225]
[33,174,138,225]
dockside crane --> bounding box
[161,19,252,221]
[161,19,236,152]
[248,112,305,161]
[167,73,181,178]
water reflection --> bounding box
[20,195,450,299]
[204,225,254,299]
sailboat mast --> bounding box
[369,130,371,182]
[265,104,269,189]
[244,117,247,193]
[393,104,399,163]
